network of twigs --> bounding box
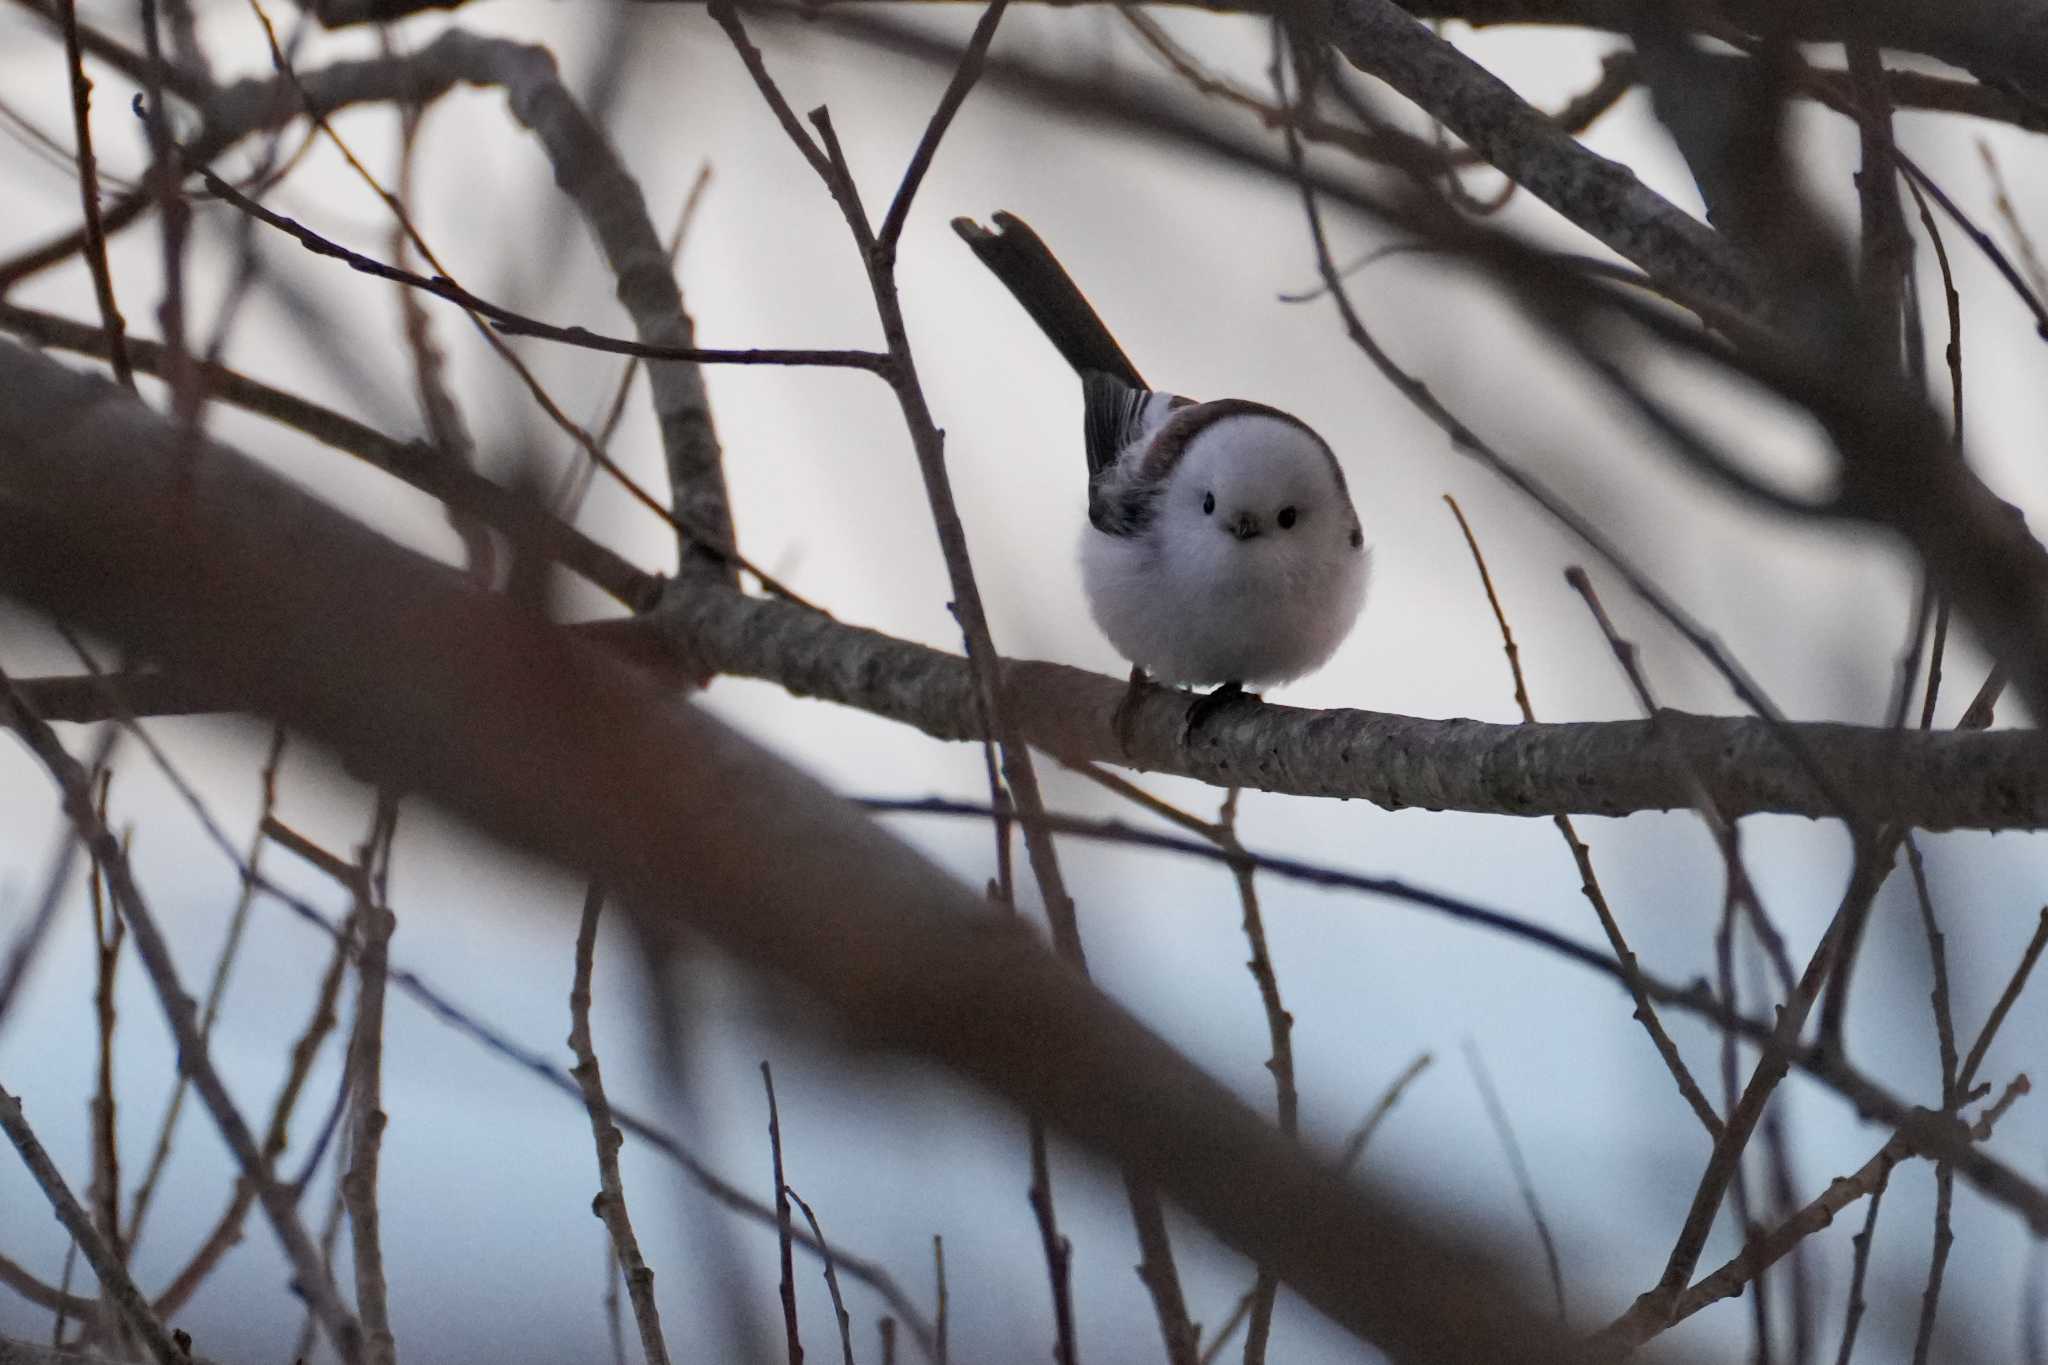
[5,0,2048,1363]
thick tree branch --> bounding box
[295,0,2048,113]
[17,583,2048,828]
[638,588,2048,829]
[0,335,1605,1365]
[0,303,659,608]
[1313,0,1755,313]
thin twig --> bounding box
[1445,496,1720,1139]
[1979,139,2048,301]
[1833,1166,1888,1365]
[248,823,938,1361]
[185,150,814,603]
[187,159,888,373]
[1203,1051,1434,1365]
[0,731,111,1040]
[84,770,124,1342]
[570,885,672,1365]
[1463,1040,1568,1327]
[1563,567,1798,993]
[123,726,289,1250]
[764,1062,803,1365]
[343,801,398,1365]
[0,1085,182,1365]
[53,0,132,389]
[877,0,1009,250]
[932,1236,947,1365]
[1960,909,2048,1093]
[0,667,365,1362]
[1219,788,1293,1365]
[859,796,2037,1213]
[788,1188,857,1365]
[0,1251,96,1318]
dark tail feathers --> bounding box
[952,212,1147,390]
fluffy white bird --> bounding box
[954,212,1369,738]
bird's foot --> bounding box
[1182,679,1259,746]
[1112,666,1150,759]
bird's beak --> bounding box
[1228,511,1262,541]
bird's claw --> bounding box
[1181,680,1258,746]
[1112,666,1149,759]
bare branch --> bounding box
[570,887,673,1365]
[0,1085,182,1365]
[0,668,365,1363]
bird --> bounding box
[952,211,1369,746]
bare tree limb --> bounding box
[0,331,1616,1365]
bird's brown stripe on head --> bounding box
[1138,398,1352,500]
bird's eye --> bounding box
[1202,492,1215,515]
[1277,506,1298,529]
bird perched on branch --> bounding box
[953,211,1368,747]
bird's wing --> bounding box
[1082,370,1162,478]
[1085,374,1194,535]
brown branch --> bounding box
[0,303,658,609]
[0,330,1639,1365]
[51,0,132,390]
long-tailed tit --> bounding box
[953,212,1368,739]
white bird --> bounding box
[954,212,1369,742]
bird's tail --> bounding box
[952,212,1148,391]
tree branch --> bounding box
[0,330,1624,1365]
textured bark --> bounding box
[649,586,2048,830]
[1322,0,1757,313]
